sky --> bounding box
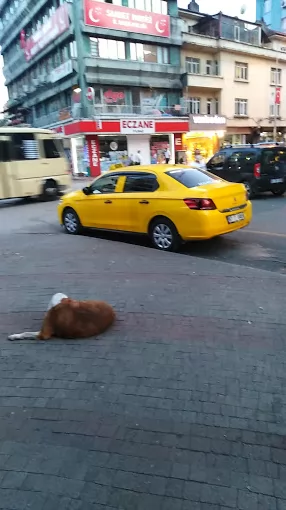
[178,0,256,19]
[0,0,256,115]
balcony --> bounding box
[84,57,182,89]
[32,104,188,128]
[183,65,223,90]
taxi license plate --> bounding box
[227,213,244,224]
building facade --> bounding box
[180,7,286,159]
[0,0,187,175]
[256,0,286,33]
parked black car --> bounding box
[206,144,286,198]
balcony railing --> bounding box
[32,104,188,128]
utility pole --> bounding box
[71,0,88,118]
[273,56,279,142]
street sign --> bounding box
[86,87,94,102]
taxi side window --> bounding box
[90,174,119,194]
[123,173,159,192]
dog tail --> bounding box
[8,331,40,341]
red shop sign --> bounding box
[84,0,170,38]
[23,4,69,62]
[86,135,101,177]
[103,90,125,104]
[174,133,183,151]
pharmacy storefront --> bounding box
[62,117,189,176]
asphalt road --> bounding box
[1,188,286,274]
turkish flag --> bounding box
[275,87,281,105]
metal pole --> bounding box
[273,57,278,142]
[72,0,88,118]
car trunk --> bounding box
[197,181,247,211]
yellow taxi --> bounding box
[58,164,252,251]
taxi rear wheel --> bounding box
[63,208,82,235]
[149,217,181,252]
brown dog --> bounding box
[8,293,115,341]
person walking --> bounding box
[164,147,171,164]
[134,150,143,165]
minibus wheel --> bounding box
[42,180,58,201]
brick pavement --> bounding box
[0,231,286,509]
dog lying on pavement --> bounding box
[8,293,115,341]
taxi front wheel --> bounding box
[63,208,82,235]
[149,217,181,252]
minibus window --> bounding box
[11,133,39,160]
[43,139,63,159]
[0,141,10,162]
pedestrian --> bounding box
[193,149,206,169]
[134,150,142,165]
[164,147,171,164]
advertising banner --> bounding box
[86,135,101,177]
[23,4,69,62]
[84,0,170,38]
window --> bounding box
[123,173,159,192]
[208,153,226,170]
[228,151,256,168]
[90,174,119,194]
[264,0,272,14]
[189,97,201,114]
[206,60,219,76]
[0,140,10,162]
[43,139,64,158]
[167,168,220,188]
[271,67,282,85]
[235,62,248,81]
[235,98,248,116]
[207,98,212,115]
[214,98,219,115]
[270,103,281,117]
[234,25,240,41]
[11,133,39,161]
[90,37,125,59]
[130,43,169,64]
[186,57,200,74]
[128,0,167,13]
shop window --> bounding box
[11,133,39,161]
[90,174,119,194]
[43,139,63,159]
[124,173,159,192]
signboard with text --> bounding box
[50,60,73,83]
[22,4,70,62]
[120,119,155,134]
[86,135,101,177]
[84,0,170,38]
[189,115,226,131]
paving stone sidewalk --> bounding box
[0,232,286,510]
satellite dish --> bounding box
[240,4,247,14]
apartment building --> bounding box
[0,0,187,174]
[179,7,286,162]
[256,0,286,33]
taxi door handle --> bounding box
[139,200,149,204]
[104,200,112,204]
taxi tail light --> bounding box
[184,198,216,210]
[254,163,261,178]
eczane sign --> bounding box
[120,119,155,134]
